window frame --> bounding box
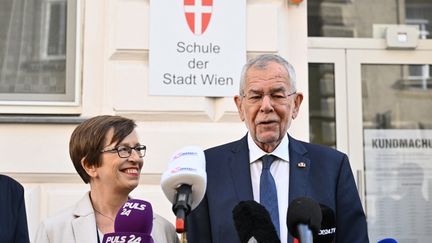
[0,0,82,114]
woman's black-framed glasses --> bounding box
[100,145,146,158]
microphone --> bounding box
[287,197,322,243]
[315,204,336,243]
[377,239,397,243]
[102,199,154,243]
[232,200,281,243]
[160,145,207,233]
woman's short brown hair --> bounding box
[69,115,137,183]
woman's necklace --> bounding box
[93,207,115,222]
[90,194,115,222]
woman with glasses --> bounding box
[34,115,179,243]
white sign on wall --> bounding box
[149,0,246,97]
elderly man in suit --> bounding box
[187,54,369,243]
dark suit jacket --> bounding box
[187,134,369,243]
[0,175,30,243]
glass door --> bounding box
[308,49,349,154]
[346,49,432,242]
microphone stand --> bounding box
[297,224,313,243]
[173,184,192,243]
[181,232,188,243]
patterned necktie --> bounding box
[260,154,280,237]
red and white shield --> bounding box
[184,0,213,35]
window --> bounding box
[309,63,337,148]
[0,0,80,109]
[308,0,432,39]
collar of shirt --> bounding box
[247,133,290,163]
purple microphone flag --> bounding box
[102,232,154,243]
[102,199,154,243]
[114,199,153,234]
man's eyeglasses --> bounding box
[242,90,296,106]
[100,145,146,158]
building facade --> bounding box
[1,0,431,241]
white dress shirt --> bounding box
[248,133,290,243]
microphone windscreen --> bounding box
[160,145,207,210]
[102,232,154,243]
[287,197,322,239]
[232,200,280,243]
[315,204,336,243]
[378,239,397,243]
[114,199,153,234]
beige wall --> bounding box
[1,0,308,241]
